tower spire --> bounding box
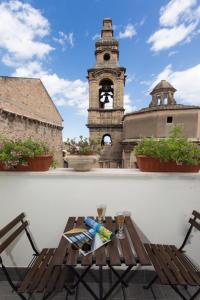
[101,18,113,38]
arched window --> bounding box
[157,96,161,105]
[163,94,168,105]
[101,134,112,146]
[99,79,114,109]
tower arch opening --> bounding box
[101,134,112,146]
[99,79,114,109]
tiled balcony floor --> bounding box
[1,281,200,300]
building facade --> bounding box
[87,19,200,169]
[122,80,200,168]
[0,76,63,166]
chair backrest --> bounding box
[0,213,28,254]
[189,210,200,232]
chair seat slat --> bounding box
[144,244,169,284]
[157,245,187,285]
[171,246,200,285]
[28,248,56,292]
[18,249,48,292]
[164,245,197,285]
[37,217,75,292]
[151,244,179,284]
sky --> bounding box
[0,0,200,139]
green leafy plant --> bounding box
[134,125,200,166]
[64,136,102,155]
[0,135,54,168]
[0,136,26,167]
[21,138,49,157]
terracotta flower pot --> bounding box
[26,155,53,171]
[67,155,97,171]
[0,161,22,171]
[136,155,200,173]
[0,161,6,171]
[14,163,30,171]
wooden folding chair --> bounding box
[144,210,200,300]
[0,213,74,300]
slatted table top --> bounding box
[53,216,151,268]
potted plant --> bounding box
[64,136,101,171]
[21,138,53,171]
[134,126,200,172]
[0,136,28,171]
[0,136,53,171]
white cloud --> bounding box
[13,62,89,115]
[119,24,136,39]
[53,31,74,50]
[160,0,197,26]
[0,1,88,116]
[92,34,100,40]
[139,17,146,26]
[140,80,152,86]
[0,0,53,63]
[150,64,200,105]
[124,94,136,112]
[13,61,46,78]
[148,22,197,51]
[148,0,200,52]
[126,74,135,84]
[168,50,179,56]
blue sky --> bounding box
[0,0,200,138]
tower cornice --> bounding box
[87,67,126,76]
[86,124,123,129]
[88,108,125,112]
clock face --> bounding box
[103,53,110,61]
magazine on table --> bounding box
[62,218,113,256]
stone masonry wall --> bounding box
[0,111,63,167]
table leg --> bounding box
[108,264,128,287]
[67,265,133,300]
[68,266,99,300]
[99,266,103,300]
[71,265,92,289]
[102,265,133,300]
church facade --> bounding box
[87,19,200,168]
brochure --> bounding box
[63,218,113,256]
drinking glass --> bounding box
[97,204,104,223]
[115,212,125,239]
[101,204,107,221]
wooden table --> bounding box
[53,216,151,300]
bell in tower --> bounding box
[87,18,126,168]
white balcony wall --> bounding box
[0,169,200,267]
